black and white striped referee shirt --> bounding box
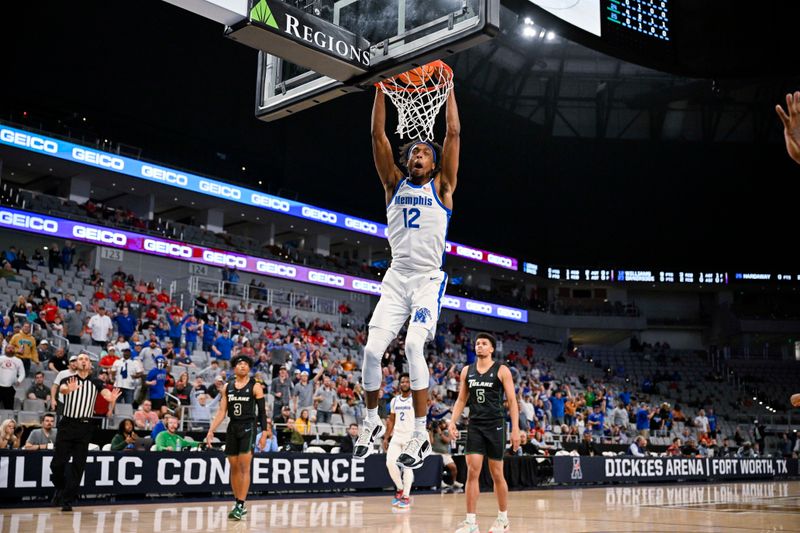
[61,374,104,419]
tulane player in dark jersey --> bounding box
[449,333,519,533]
[206,355,268,520]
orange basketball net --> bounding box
[377,60,454,141]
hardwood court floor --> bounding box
[1,481,798,532]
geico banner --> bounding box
[0,123,519,270]
[0,208,527,323]
[0,451,442,497]
[554,456,798,484]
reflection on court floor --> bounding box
[1,481,799,533]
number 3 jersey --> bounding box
[226,377,257,423]
[466,361,506,423]
[386,177,451,274]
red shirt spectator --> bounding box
[94,289,106,300]
[166,304,182,317]
[157,290,170,304]
[42,302,59,323]
[109,289,121,303]
[111,278,125,290]
[217,299,228,311]
[145,306,159,321]
[124,289,135,303]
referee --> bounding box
[51,352,120,511]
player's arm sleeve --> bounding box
[255,384,268,431]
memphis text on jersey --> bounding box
[394,195,433,207]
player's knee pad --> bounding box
[405,326,429,390]
[362,327,395,391]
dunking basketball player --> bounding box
[383,373,416,508]
[353,83,460,469]
[449,333,520,533]
[206,355,267,520]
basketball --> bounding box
[791,393,800,407]
[403,60,447,86]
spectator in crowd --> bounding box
[110,418,143,451]
[93,370,116,418]
[339,423,359,454]
[628,436,647,457]
[0,345,25,408]
[27,371,51,401]
[9,322,37,375]
[139,338,162,372]
[0,419,22,449]
[706,408,718,438]
[737,440,757,458]
[113,307,138,341]
[587,404,605,441]
[134,400,160,430]
[694,409,710,434]
[183,315,199,354]
[314,374,338,424]
[64,302,87,344]
[292,370,316,413]
[550,388,566,425]
[189,392,220,431]
[172,372,193,406]
[295,409,313,435]
[154,415,201,451]
[576,431,597,456]
[270,366,293,418]
[282,418,305,451]
[23,413,57,450]
[255,419,279,453]
[682,438,700,456]
[87,306,113,347]
[212,329,234,369]
[752,420,766,453]
[110,348,144,404]
[635,403,652,438]
[145,356,168,410]
[48,347,69,372]
[666,437,682,456]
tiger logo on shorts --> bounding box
[412,307,432,324]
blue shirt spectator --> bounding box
[202,323,216,346]
[636,406,651,431]
[619,391,631,406]
[114,311,137,339]
[550,394,566,421]
[588,408,604,436]
[166,314,183,340]
[707,410,717,433]
[146,359,168,400]
[255,431,279,453]
[213,332,234,362]
[183,317,198,343]
[58,297,75,310]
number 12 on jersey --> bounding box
[402,208,420,229]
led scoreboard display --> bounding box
[606,0,670,41]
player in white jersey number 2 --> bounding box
[353,85,460,469]
[382,374,416,508]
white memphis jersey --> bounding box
[387,178,451,273]
[390,394,415,441]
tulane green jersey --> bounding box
[466,360,505,422]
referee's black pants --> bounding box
[50,418,93,504]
